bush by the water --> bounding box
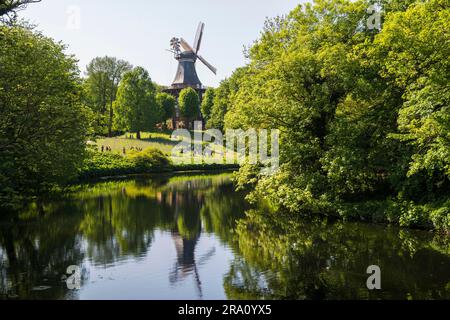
[80,148,171,179]
[128,148,172,170]
[79,148,238,180]
[79,150,136,179]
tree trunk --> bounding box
[3,230,17,266]
[108,100,113,137]
[109,79,117,137]
[136,131,141,140]
[172,117,177,130]
[37,198,45,217]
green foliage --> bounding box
[79,148,237,180]
[391,198,450,231]
[156,92,176,122]
[369,0,450,180]
[80,148,171,179]
[79,150,135,179]
[128,148,172,170]
[113,67,161,138]
[200,88,215,122]
[0,0,41,24]
[178,87,200,122]
[0,25,89,209]
[84,56,132,136]
[208,67,247,131]
[225,0,450,231]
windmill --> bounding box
[166,22,217,94]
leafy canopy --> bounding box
[156,92,176,122]
[224,0,450,231]
[83,56,132,136]
[200,88,215,122]
[0,25,90,208]
[178,87,200,120]
[113,67,161,137]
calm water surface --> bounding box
[0,173,449,300]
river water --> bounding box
[0,173,449,300]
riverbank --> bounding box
[77,167,239,184]
[77,149,239,182]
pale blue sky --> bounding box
[19,0,305,87]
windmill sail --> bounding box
[197,55,217,75]
[193,22,205,53]
[180,38,195,52]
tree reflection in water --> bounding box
[224,210,450,300]
[0,173,243,299]
[0,173,448,300]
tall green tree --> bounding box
[225,0,449,231]
[200,88,215,123]
[84,56,132,136]
[368,0,450,180]
[208,67,247,131]
[156,92,176,129]
[0,25,90,209]
[178,88,200,129]
[113,67,160,139]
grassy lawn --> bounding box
[95,132,237,162]
[78,132,242,180]
[96,132,177,155]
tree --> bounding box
[225,0,449,231]
[113,67,160,139]
[200,88,215,122]
[0,0,41,24]
[367,0,450,180]
[156,92,176,129]
[0,25,90,209]
[178,88,200,129]
[84,56,132,136]
[208,67,247,131]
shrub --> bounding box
[398,201,433,230]
[78,148,238,181]
[79,150,135,179]
[128,148,172,171]
[430,204,450,233]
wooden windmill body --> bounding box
[165,22,217,129]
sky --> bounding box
[19,0,305,88]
